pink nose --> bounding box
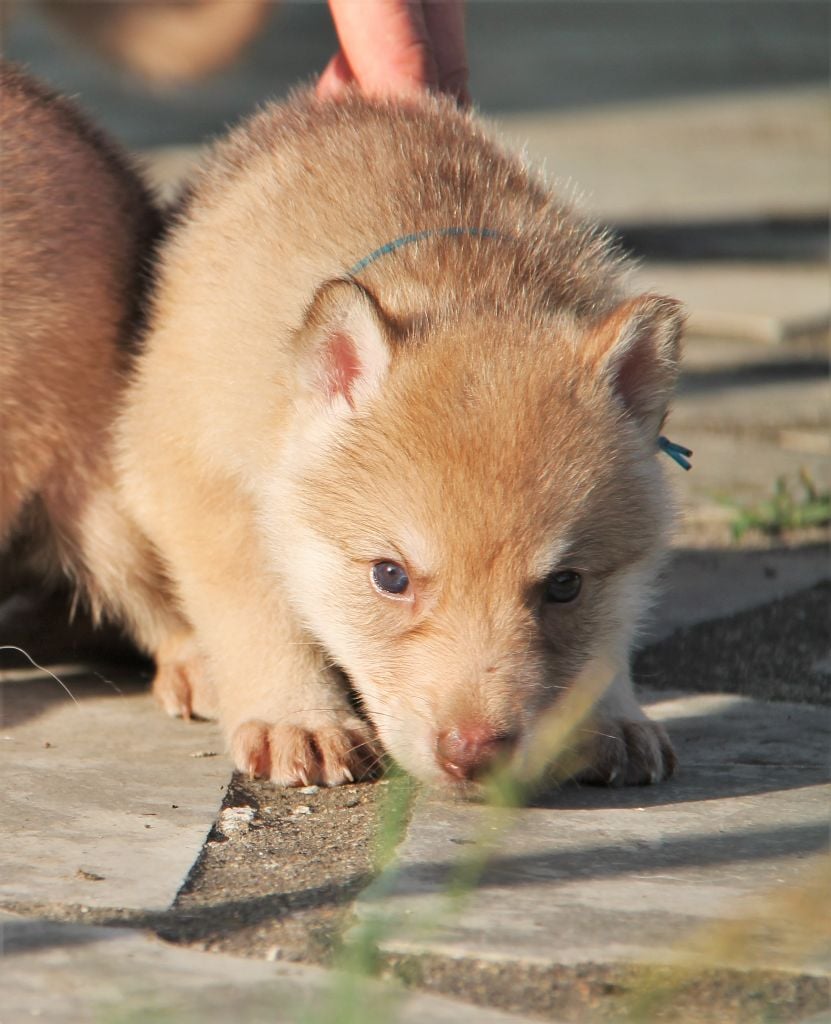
[436,725,517,781]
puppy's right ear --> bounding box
[584,294,685,439]
[297,279,393,413]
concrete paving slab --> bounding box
[633,263,830,345]
[679,331,828,376]
[499,88,828,224]
[669,430,829,524]
[664,333,830,528]
[357,693,830,977]
[674,369,829,441]
[0,666,227,911]
[0,915,544,1024]
[649,545,830,641]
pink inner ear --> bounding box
[322,330,361,407]
[591,295,684,430]
[612,327,655,414]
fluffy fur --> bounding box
[0,64,194,684]
[1,71,682,788]
[114,89,684,787]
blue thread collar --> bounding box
[347,227,503,277]
[347,228,692,472]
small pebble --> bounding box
[298,785,320,795]
[265,946,283,962]
[218,805,256,836]
[292,804,312,816]
[344,796,360,807]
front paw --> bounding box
[575,717,677,786]
[230,713,381,787]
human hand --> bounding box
[318,0,469,104]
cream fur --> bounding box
[117,89,683,787]
[2,73,683,788]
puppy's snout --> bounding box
[436,725,517,782]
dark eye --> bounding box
[544,570,582,603]
[371,561,410,596]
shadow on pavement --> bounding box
[636,579,830,707]
[0,917,131,956]
[678,360,829,397]
[616,215,829,264]
[0,585,150,729]
[391,819,829,897]
[0,665,151,731]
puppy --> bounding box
[117,89,684,788]
[0,64,197,693]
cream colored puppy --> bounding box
[119,90,684,788]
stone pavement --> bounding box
[3,541,828,1022]
[2,916,543,1024]
[2,334,827,1023]
[356,679,830,1021]
[3,8,830,1022]
[0,665,226,913]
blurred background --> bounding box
[3,1,829,145]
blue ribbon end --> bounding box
[658,435,693,471]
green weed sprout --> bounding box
[726,469,830,541]
[301,657,621,1024]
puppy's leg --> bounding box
[151,630,216,721]
[576,671,676,786]
[33,454,209,717]
[127,469,379,786]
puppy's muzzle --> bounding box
[435,724,518,782]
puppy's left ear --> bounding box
[586,295,685,438]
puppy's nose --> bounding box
[436,725,517,781]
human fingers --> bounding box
[317,50,353,100]
[322,0,439,98]
[423,0,469,104]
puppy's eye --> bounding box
[544,570,582,603]
[371,561,410,596]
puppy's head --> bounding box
[266,279,684,785]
